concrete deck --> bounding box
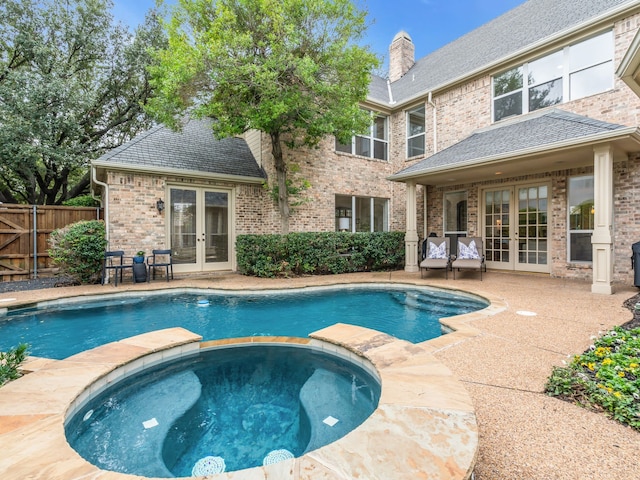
[1,270,639,479]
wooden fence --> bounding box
[0,204,102,282]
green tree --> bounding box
[0,0,167,205]
[147,0,379,233]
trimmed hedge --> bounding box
[236,231,405,277]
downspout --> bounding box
[423,187,428,240]
[91,165,109,243]
[425,92,437,239]
[427,91,437,153]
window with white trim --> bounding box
[335,111,388,160]
[568,175,594,263]
[407,105,425,157]
[335,195,389,232]
[493,30,613,122]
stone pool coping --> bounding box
[0,282,507,479]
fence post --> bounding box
[33,204,38,279]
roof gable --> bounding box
[93,119,265,180]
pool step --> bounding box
[74,369,202,478]
[391,292,481,314]
[299,368,372,454]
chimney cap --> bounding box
[392,30,412,43]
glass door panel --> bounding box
[204,191,229,264]
[484,189,511,265]
[170,188,197,265]
[516,185,548,270]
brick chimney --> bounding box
[389,31,415,82]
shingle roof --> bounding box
[391,109,629,178]
[94,118,265,180]
[369,0,635,105]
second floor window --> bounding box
[493,30,613,122]
[335,111,388,160]
[407,105,425,157]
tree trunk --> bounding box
[270,132,290,234]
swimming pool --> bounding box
[0,284,489,359]
[65,344,381,476]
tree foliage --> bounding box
[147,0,379,233]
[0,0,167,205]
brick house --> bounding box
[92,0,640,293]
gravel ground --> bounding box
[0,276,77,294]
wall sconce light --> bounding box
[156,199,165,213]
[590,206,595,215]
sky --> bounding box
[112,0,524,71]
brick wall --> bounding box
[101,11,640,281]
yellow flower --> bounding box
[595,347,608,357]
[630,363,638,369]
[587,362,595,371]
[602,358,613,366]
[618,372,625,378]
[613,392,622,398]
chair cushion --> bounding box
[427,241,448,259]
[458,240,480,260]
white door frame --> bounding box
[167,185,234,273]
[481,181,551,273]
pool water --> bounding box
[65,345,381,476]
[0,285,488,359]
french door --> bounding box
[483,183,549,273]
[169,187,232,272]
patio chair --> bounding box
[147,249,174,282]
[101,250,133,286]
[451,237,486,280]
[419,237,451,279]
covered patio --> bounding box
[391,109,640,294]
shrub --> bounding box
[62,195,100,207]
[236,231,405,278]
[545,325,640,430]
[48,220,107,284]
[0,343,29,387]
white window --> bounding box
[407,105,426,157]
[493,31,613,122]
[335,195,389,232]
[335,111,388,160]
[568,176,594,263]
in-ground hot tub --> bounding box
[65,342,381,477]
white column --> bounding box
[405,181,419,272]
[591,145,614,294]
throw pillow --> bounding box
[458,240,480,260]
[428,241,447,259]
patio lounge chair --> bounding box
[419,237,451,279]
[451,237,486,280]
